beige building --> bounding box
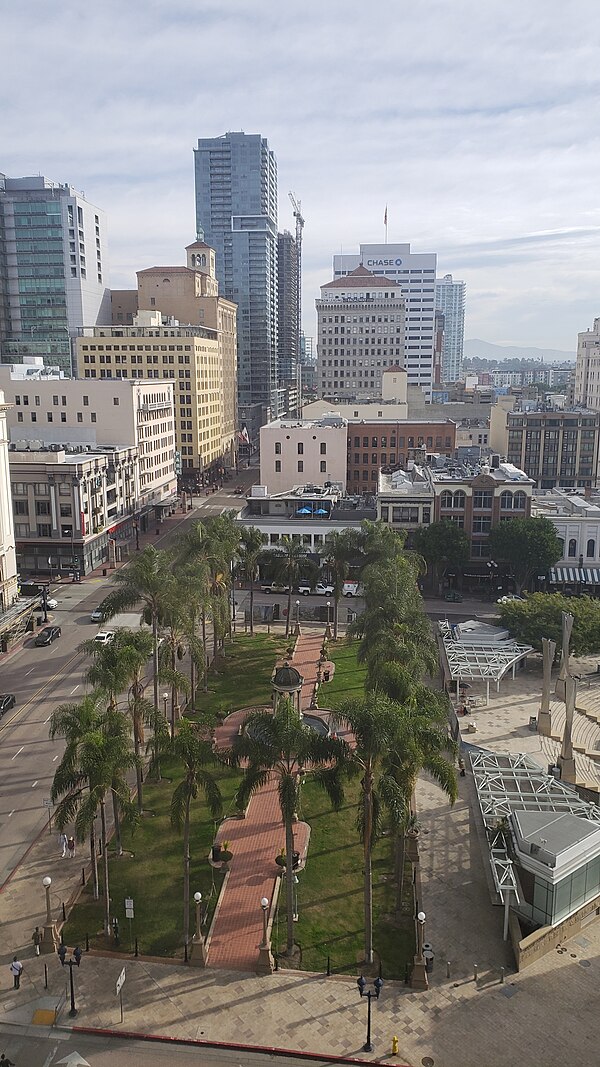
[489,396,517,455]
[106,242,237,482]
[260,415,348,495]
[0,389,18,614]
[574,317,600,409]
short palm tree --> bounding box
[330,693,406,965]
[228,698,348,956]
[324,529,355,640]
[170,718,223,957]
[238,526,265,636]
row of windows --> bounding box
[15,394,90,407]
[274,460,328,474]
[16,411,97,424]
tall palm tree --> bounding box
[158,592,192,737]
[330,693,406,965]
[170,718,223,958]
[272,538,307,637]
[324,529,356,640]
[228,698,348,955]
[238,526,265,636]
[101,546,173,721]
[50,696,138,937]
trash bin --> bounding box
[102,568,107,577]
[37,615,44,626]
[528,715,537,731]
[323,669,330,682]
[211,843,222,862]
[423,943,434,973]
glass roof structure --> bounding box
[439,620,533,682]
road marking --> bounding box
[53,754,59,761]
[8,809,14,817]
[11,746,23,760]
[0,647,83,732]
[25,667,35,676]
[44,714,52,724]
[32,779,38,788]
[70,685,79,694]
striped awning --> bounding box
[549,566,600,584]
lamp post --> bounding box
[58,945,82,1016]
[257,895,274,974]
[486,559,498,601]
[411,909,428,989]
[293,873,299,922]
[325,600,332,640]
[356,975,384,1052]
[40,876,59,954]
[193,891,208,964]
[294,599,301,637]
[163,691,169,733]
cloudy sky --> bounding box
[4,0,600,352]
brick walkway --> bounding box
[207,631,331,970]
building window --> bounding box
[298,461,304,472]
[113,397,120,406]
[37,524,52,538]
[77,412,83,423]
[568,538,577,558]
[473,490,492,509]
[13,500,28,515]
[587,539,595,558]
[500,491,513,510]
[320,442,326,455]
[275,460,281,472]
[275,442,281,455]
[298,442,304,455]
[91,413,97,423]
[320,461,326,473]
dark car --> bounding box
[444,590,463,602]
[34,625,62,647]
[0,694,16,716]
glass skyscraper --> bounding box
[194,133,278,408]
[435,273,466,383]
[0,175,110,375]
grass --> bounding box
[325,638,367,706]
[194,632,288,720]
[276,778,415,979]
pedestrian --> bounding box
[9,957,23,989]
[32,926,43,955]
[0,1053,16,1065]
[67,836,75,859]
[58,832,68,858]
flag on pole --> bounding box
[384,205,388,226]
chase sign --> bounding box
[366,258,402,267]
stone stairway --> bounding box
[538,696,600,789]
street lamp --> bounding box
[163,690,169,727]
[193,890,208,964]
[40,875,59,954]
[294,599,301,637]
[325,600,332,640]
[293,873,299,922]
[257,895,274,974]
[411,909,428,989]
[58,944,82,1016]
[356,974,384,1052]
[486,559,498,601]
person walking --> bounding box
[67,836,75,859]
[9,957,23,989]
[31,926,43,955]
[0,1052,16,1065]
[58,832,68,858]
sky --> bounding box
[4,0,600,352]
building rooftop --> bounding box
[321,265,402,290]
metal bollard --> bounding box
[326,955,331,976]
[44,963,48,989]
[474,964,478,982]
[446,960,451,979]
[85,933,89,952]
[500,967,505,984]
[392,1036,399,1056]
[135,938,139,958]
[274,954,279,971]
[62,901,66,922]
[81,866,86,886]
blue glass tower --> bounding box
[194,133,278,407]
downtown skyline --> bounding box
[4,0,600,351]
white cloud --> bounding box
[3,0,600,348]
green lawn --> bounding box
[194,632,288,720]
[325,639,367,706]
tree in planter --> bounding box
[488,516,562,594]
[227,698,348,956]
[330,693,406,965]
[238,526,266,636]
[412,520,469,594]
[50,696,138,937]
[170,717,223,960]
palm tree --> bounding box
[238,526,265,636]
[170,718,223,959]
[158,592,192,737]
[228,698,348,956]
[324,529,356,640]
[330,693,406,965]
[272,538,307,637]
[50,697,138,937]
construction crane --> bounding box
[288,192,304,413]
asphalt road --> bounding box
[0,1026,340,1067]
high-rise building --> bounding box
[435,273,466,382]
[0,174,110,374]
[316,266,406,400]
[277,230,298,383]
[574,317,600,409]
[332,242,437,395]
[194,132,278,409]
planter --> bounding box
[406,831,420,864]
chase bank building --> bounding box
[333,243,437,397]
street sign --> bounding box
[125,896,134,919]
[116,966,126,996]
[43,798,53,808]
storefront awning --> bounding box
[549,566,584,584]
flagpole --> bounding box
[384,205,388,244]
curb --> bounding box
[69,1025,411,1064]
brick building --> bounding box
[346,419,456,494]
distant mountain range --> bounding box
[465,339,575,363]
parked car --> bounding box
[90,606,106,623]
[444,590,463,602]
[0,694,16,717]
[342,581,363,598]
[46,598,58,610]
[299,582,335,596]
[34,625,62,647]
[261,583,290,594]
[497,594,525,605]
[94,630,116,645]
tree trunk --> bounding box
[201,612,208,691]
[111,786,123,856]
[285,811,295,956]
[286,588,292,638]
[133,729,143,815]
[334,594,340,641]
[249,577,255,636]
[363,772,374,965]
[395,830,406,915]
[183,795,191,956]
[89,823,99,901]
[100,798,111,938]
[152,613,160,717]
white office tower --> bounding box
[435,273,466,382]
[333,243,437,396]
[574,317,600,409]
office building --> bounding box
[194,132,278,409]
[574,317,600,409]
[347,417,456,495]
[0,388,18,614]
[506,408,600,489]
[332,242,437,395]
[316,266,406,400]
[260,414,347,494]
[0,174,111,374]
[435,274,466,382]
[277,230,298,383]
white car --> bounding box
[90,607,106,623]
[46,598,58,610]
[94,630,115,645]
[497,594,525,605]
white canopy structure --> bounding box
[439,620,533,704]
